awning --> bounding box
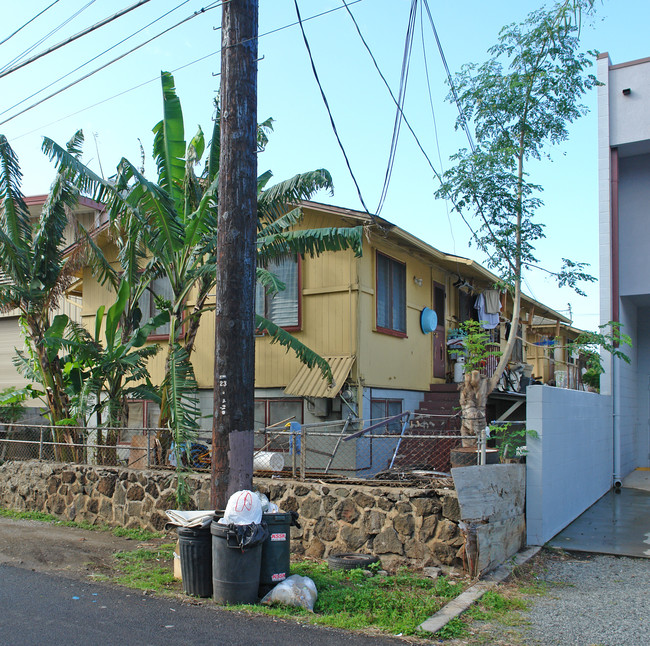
[284,355,355,399]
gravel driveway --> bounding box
[461,550,650,646]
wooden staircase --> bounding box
[393,384,462,472]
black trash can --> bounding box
[259,512,293,597]
[211,519,265,604]
[177,525,213,598]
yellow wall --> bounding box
[77,206,549,396]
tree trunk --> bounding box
[211,0,259,510]
[459,370,488,447]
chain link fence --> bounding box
[1,412,476,483]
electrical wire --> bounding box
[0,0,61,48]
[0,0,152,81]
[418,2,455,255]
[0,0,193,119]
[293,0,371,214]
[340,0,486,251]
[10,1,364,141]
[1,0,98,74]
[375,0,417,216]
[420,0,515,275]
[0,2,223,128]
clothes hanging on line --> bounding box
[484,289,501,314]
[474,293,500,330]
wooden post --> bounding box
[211,0,259,510]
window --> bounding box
[370,399,403,433]
[376,252,406,335]
[138,276,173,337]
[255,398,303,452]
[256,257,300,329]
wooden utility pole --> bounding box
[211,0,259,509]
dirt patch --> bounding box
[0,517,170,579]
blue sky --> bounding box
[1,0,648,331]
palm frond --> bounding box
[256,267,285,297]
[117,158,185,257]
[258,170,333,223]
[257,206,302,237]
[153,72,186,215]
[0,134,32,248]
[256,315,332,382]
[257,226,363,264]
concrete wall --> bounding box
[526,385,613,545]
[618,154,650,296]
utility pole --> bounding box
[211,0,259,509]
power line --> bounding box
[293,0,371,214]
[0,0,194,119]
[0,0,153,81]
[0,0,62,48]
[418,3,456,255]
[375,0,417,216]
[0,2,223,128]
[11,2,364,141]
[1,0,98,74]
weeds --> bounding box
[0,506,163,541]
[243,561,465,636]
[113,544,177,591]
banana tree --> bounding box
[43,71,363,501]
[0,132,96,458]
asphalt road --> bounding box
[0,564,413,646]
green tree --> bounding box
[436,0,600,441]
[43,72,362,502]
[0,132,102,456]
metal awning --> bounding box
[284,355,355,398]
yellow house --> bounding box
[75,200,571,433]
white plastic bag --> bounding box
[261,574,318,612]
[220,490,262,525]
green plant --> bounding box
[0,507,162,540]
[568,321,632,392]
[245,561,466,636]
[436,617,469,639]
[458,320,502,372]
[489,422,539,461]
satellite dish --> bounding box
[420,307,437,334]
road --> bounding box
[0,564,409,646]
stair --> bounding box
[392,385,462,472]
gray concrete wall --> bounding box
[608,58,650,148]
[526,385,613,545]
[635,306,650,467]
[618,154,650,296]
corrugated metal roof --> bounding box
[284,355,355,399]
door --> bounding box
[433,282,446,379]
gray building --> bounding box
[598,53,650,481]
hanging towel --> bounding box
[474,294,500,330]
[484,289,501,315]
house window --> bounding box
[138,276,173,337]
[376,252,406,335]
[256,257,300,329]
[255,398,303,452]
[370,398,403,432]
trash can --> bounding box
[177,526,213,597]
[259,512,293,597]
[211,518,266,604]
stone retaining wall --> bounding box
[0,461,463,570]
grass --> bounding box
[0,506,163,541]
[234,561,466,637]
[111,543,177,591]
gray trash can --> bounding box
[211,518,267,604]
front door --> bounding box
[433,282,446,380]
